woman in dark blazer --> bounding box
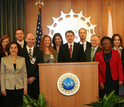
[95,37,123,99]
[1,42,27,107]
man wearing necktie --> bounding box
[78,28,91,52]
[15,29,27,48]
[58,30,85,62]
[85,34,102,62]
[20,33,43,100]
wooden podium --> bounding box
[39,62,99,107]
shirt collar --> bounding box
[17,40,24,44]
[113,46,122,50]
[26,46,34,53]
[68,42,74,48]
[91,46,98,51]
[79,41,86,45]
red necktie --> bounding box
[69,45,72,57]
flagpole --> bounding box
[35,0,44,48]
[35,0,44,7]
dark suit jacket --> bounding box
[79,41,91,52]
[86,41,91,49]
[20,47,43,79]
[85,46,102,62]
[95,49,123,84]
[23,41,27,48]
[121,48,124,74]
[58,42,85,62]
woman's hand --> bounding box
[119,81,123,86]
[2,91,6,97]
[100,83,105,90]
[24,90,27,95]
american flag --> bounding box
[36,6,43,48]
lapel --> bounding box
[24,48,31,63]
[65,43,70,57]
[72,43,76,58]
[33,47,37,58]
[15,56,23,73]
[88,47,91,60]
[109,49,114,62]
[8,55,15,73]
[99,50,106,63]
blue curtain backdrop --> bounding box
[0,0,25,41]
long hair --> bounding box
[52,33,63,50]
[111,34,123,48]
[0,35,11,56]
[40,35,56,57]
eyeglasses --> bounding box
[102,43,111,45]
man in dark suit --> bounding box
[15,29,27,48]
[78,28,91,52]
[20,33,43,99]
[58,30,85,62]
[85,34,102,62]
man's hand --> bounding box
[27,77,35,84]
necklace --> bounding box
[103,52,111,62]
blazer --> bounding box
[86,41,91,49]
[85,46,102,62]
[95,49,123,84]
[23,40,27,48]
[20,47,43,79]
[1,55,27,91]
[58,42,85,62]
[79,41,91,52]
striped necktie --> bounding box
[29,49,33,61]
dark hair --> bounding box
[5,41,23,55]
[65,30,75,36]
[0,35,11,56]
[111,34,123,48]
[101,36,112,46]
[52,33,63,50]
[15,29,24,34]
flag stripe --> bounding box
[36,6,43,48]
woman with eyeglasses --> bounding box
[95,36,123,99]
[111,34,124,97]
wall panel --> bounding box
[26,0,124,44]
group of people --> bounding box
[0,27,123,107]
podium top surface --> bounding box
[38,62,99,66]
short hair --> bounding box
[65,30,75,36]
[78,28,87,34]
[111,34,123,48]
[15,29,24,34]
[101,36,112,46]
[5,41,22,55]
[91,34,100,39]
[52,33,63,50]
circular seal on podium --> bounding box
[57,73,80,96]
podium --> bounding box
[39,62,99,107]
